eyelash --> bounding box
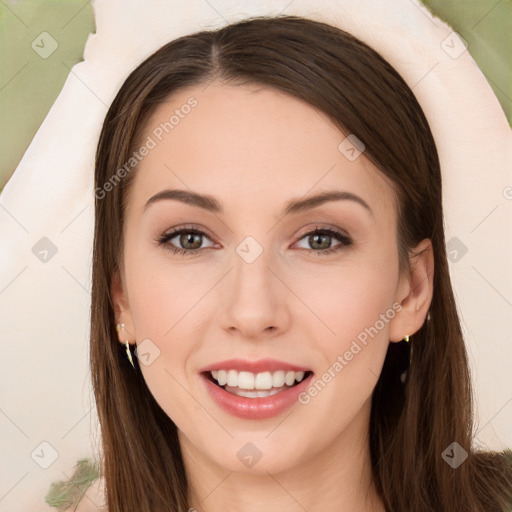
[156,224,353,257]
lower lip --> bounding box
[201,372,314,420]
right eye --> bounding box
[156,226,215,256]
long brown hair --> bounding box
[91,14,512,511]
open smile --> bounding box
[199,359,314,420]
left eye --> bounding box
[156,226,352,256]
[294,227,352,254]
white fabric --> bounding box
[1,1,511,509]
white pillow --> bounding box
[1,1,510,509]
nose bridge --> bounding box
[232,233,277,306]
[234,235,273,292]
[219,233,289,337]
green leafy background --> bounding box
[0,0,510,194]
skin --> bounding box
[112,81,434,512]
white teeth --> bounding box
[238,371,255,389]
[255,371,273,389]
[226,386,285,398]
[285,371,295,386]
[209,369,308,390]
[217,370,227,386]
[272,371,285,388]
[227,370,238,387]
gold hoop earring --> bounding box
[124,340,135,369]
[116,323,135,370]
[400,334,412,383]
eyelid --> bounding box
[156,224,217,248]
[160,223,216,241]
[294,224,350,240]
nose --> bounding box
[219,246,291,341]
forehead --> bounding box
[127,82,396,220]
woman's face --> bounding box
[113,81,412,476]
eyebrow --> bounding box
[143,188,373,217]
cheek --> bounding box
[327,265,398,345]
[124,241,213,338]
[122,247,203,400]
[124,253,204,427]
[293,261,398,434]
[292,242,399,347]
[292,244,399,414]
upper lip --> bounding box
[199,358,312,374]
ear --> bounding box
[111,269,135,345]
[389,238,434,343]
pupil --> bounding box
[311,234,329,250]
[182,233,201,249]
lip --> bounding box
[201,370,314,420]
[198,358,312,374]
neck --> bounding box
[181,398,386,512]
